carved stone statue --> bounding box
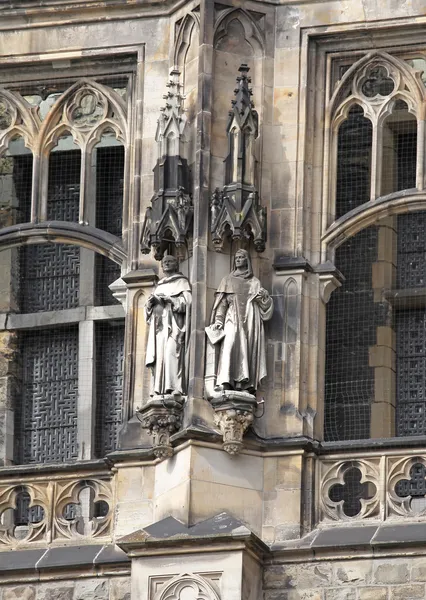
[145,255,191,396]
[207,249,273,394]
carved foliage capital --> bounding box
[138,396,184,460]
[214,406,254,455]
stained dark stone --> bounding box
[313,525,378,548]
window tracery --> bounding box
[0,63,129,468]
[324,50,426,443]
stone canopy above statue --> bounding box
[140,69,193,261]
[210,64,267,253]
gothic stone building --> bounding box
[2,0,426,599]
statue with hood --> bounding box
[207,249,273,395]
[145,255,192,396]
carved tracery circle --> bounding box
[66,88,108,130]
[360,66,395,98]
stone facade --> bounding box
[265,558,426,600]
[0,1,426,600]
[0,579,130,600]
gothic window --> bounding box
[0,58,130,465]
[324,53,426,441]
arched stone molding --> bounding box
[33,79,128,226]
[158,573,221,600]
[328,51,425,121]
[283,277,298,344]
[0,221,126,265]
[322,189,426,255]
[211,8,266,208]
[174,13,199,69]
[0,89,40,155]
[86,121,126,154]
[214,8,264,58]
[38,78,127,153]
[323,51,426,242]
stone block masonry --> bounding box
[264,557,426,600]
[0,578,130,600]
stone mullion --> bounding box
[0,330,18,465]
[77,146,97,459]
[370,217,397,438]
[185,0,214,412]
[77,319,96,460]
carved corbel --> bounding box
[108,277,127,311]
[214,408,254,455]
[210,64,266,252]
[211,392,257,455]
[315,262,345,303]
[138,395,184,460]
[319,274,342,304]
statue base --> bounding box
[211,390,257,455]
[137,394,185,460]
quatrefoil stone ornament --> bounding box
[329,466,376,517]
[395,462,426,514]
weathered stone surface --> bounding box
[324,589,356,600]
[411,559,426,582]
[374,563,409,584]
[43,587,74,600]
[358,587,387,600]
[334,560,372,585]
[390,584,425,600]
[3,586,35,600]
[264,563,332,590]
[73,580,108,600]
[109,578,131,600]
[264,591,322,600]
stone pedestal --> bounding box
[118,512,267,600]
[138,395,185,460]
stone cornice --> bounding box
[0,0,191,30]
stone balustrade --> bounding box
[0,470,113,546]
[319,448,426,522]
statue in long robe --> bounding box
[209,249,273,394]
[145,255,191,396]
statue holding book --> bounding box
[206,249,273,396]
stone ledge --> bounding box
[0,458,110,478]
[0,544,129,574]
[271,521,426,558]
[118,512,270,559]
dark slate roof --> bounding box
[0,544,129,574]
[143,512,250,540]
[117,511,269,558]
[271,521,426,554]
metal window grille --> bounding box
[95,145,124,306]
[95,321,125,456]
[325,228,378,441]
[19,149,81,313]
[15,327,79,464]
[0,150,32,227]
[335,104,372,219]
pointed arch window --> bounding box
[328,54,424,224]
[324,53,426,443]
[0,63,132,467]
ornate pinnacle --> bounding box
[159,68,186,123]
[231,63,254,116]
